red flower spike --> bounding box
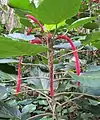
[16,15,44,95]
[16,56,22,95]
[27,27,33,35]
[30,38,42,44]
[56,35,81,76]
[56,35,81,87]
[26,15,44,32]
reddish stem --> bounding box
[26,15,44,32]
[56,35,81,76]
[47,37,54,96]
[27,27,33,35]
[16,56,22,95]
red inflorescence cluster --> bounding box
[16,15,81,96]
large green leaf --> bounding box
[36,0,81,24]
[0,36,48,58]
[69,71,100,88]
[8,0,81,24]
[8,0,36,13]
[69,71,100,95]
[68,17,96,30]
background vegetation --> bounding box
[0,0,100,120]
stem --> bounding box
[89,0,92,17]
[47,25,59,120]
[26,27,32,35]
[47,35,54,96]
[47,25,57,97]
[27,113,52,120]
[54,92,100,99]
[16,56,22,95]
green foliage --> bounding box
[0,0,99,119]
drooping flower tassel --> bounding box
[16,15,44,95]
[56,35,81,86]
[56,35,81,75]
[26,15,44,32]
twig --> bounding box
[21,76,49,80]
[54,92,100,99]
[26,113,52,120]
[60,95,83,107]
[57,46,84,59]
[16,85,52,101]
[21,63,48,67]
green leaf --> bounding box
[0,36,48,58]
[8,0,36,13]
[68,17,96,30]
[22,104,36,114]
[69,71,100,88]
[83,22,99,30]
[87,65,100,72]
[18,99,32,106]
[44,20,66,31]
[37,0,81,24]
[27,67,49,90]
[15,8,31,18]
[40,117,53,120]
[0,101,21,119]
[69,71,100,95]
[0,64,17,74]
[93,41,100,49]
[0,58,18,63]
[20,18,33,27]
[0,85,8,100]
[85,31,100,48]
[39,100,48,105]
[0,71,16,81]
